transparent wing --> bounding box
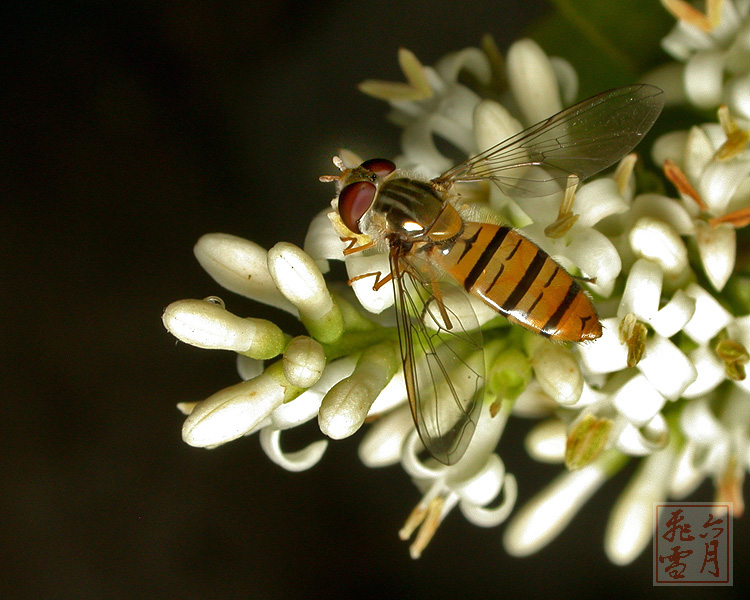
[437,84,665,199]
[390,245,484,465]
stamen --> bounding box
[614,153,637,196]
[716,455,745,517]
[715,338,749,380]
[663,159,708,211]
[358,48,432,101]
[399,496,446,559]
[565,413,613,470]
[544,174,580,238]
[708,207,750,228]
[715,106,749,160]
[619,313,648,368]
[661,0,723,33]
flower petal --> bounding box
[628,194,696,235]
[700,158,750,215]
[637,335,697,400]
[460,473,518,527]
[345,251,395,313]
[304,209,347,268]
[574,179,629,227]
[684,50,725,109]
[650,289,696,338]
[682,283,733,343]
[503,458,610,556]
[683,345,726,398]
[618,258,662,320]
[696,221,736,291]
[259,428,328,472]
[473,99,523,153]
[576,317,629,374]
[605,448,675,565]
[525,419,566,463]
[680,396,724,444]
[358,404,414,468]
[629,217,689,278]
[453,453,505,506]
[612,373,667,426]
[615,413,669,456]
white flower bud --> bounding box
[318,376,375,440]
[282,336,326,388]
[193,234,296,313]
[267,242,343,343]
[271,356,356,430]
[182,363,302,448]
[318,344,398,439]
[162,298,285,359]
[532,346,583,406]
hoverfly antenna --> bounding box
[319,155,349,183]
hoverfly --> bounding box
[322,85,665,465]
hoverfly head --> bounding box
[333,158,397,235]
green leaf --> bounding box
[526,0,675,96]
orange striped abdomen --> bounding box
[430,222,601,342]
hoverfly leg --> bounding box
[347,270,393,290]
[575,274,597,284]
[427,277,453,331]
[340,236,376,256]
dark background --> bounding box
[2,1,745,598]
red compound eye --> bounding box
[360,158,396,178]
[338,181,376,234]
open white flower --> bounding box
[652,111,750,291]
[661,0,750,111]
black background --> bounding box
[2,1,745,598]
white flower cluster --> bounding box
[163,13,750,562]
